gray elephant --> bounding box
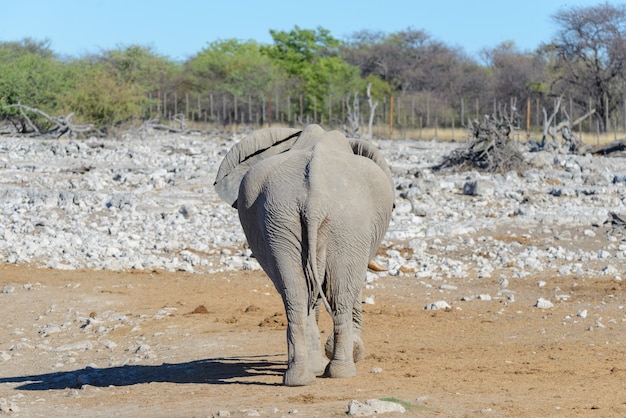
[214,124,394,386]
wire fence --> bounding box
[154,91,626,144]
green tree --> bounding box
[0,38,67,111]
[59,59,145,128]
[262,26,363,118]
[187,38,280,97]
[98,45,179,117]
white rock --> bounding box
[0,398,20,414]
[55,341,94,352]
[347,399,406,416]
[1,285,15,294]
[363,295,375,305]
[424,300,451,310]
[534,298,554,309]
[40,323,62,336]
[577,309,588,318]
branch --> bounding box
[1,103,92,138]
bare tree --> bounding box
[482,41,546,105]
[547,3,626,132]
[364,83,378,139]
[1,103,93,138]
[344,92,360,137]
[540,96,594,153]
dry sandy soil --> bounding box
[1,251,625,417]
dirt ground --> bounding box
[1,261,625,418]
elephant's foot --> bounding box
[325,334,365,363]
[308,351,329,375]
[323,359,357,379]
[283,364,316,387]
[352,335,365,363]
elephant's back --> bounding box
[238,150,311,210]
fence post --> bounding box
[262,96,266,125]
[248,95,252,125]
[328,94,332,126]
[196,94,201,122]
[526,97,531,139]
[185,93,189,121]
[461,97,465,127]
[389,95,394,138]
[475,98,479,120]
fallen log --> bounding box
[592,138,626,155]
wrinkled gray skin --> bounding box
[214,124,394,386]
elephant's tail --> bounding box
[302,213,334,320]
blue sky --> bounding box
[1,0,617,61]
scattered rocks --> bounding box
[0,135,623,279]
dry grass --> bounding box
[168,121,625,146]
[384,127,624,145]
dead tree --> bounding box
[1,103,93,138]
[541,96,595,154]
[364,83,378,140]
[140,113,187,133]
[344,92,360,137]
[434,105,527,174]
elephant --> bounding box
[214,124,394,386]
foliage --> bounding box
[0,39,68,112]
[58,60,145,128]
[187,39,280,98]
[4,11,626,135]
[262,26,363,115]
[101,45,179,95]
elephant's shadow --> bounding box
[0,355,285,390]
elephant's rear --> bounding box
[307,144,394,264]
[224,125,394,385]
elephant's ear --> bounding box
[214,128,302,208]
[349,138,394,186]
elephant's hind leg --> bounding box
[279,266,317,386]
[324,291,365,363]
[323,310,357,379]
[307,298,328,374]
[284,311,316,386]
